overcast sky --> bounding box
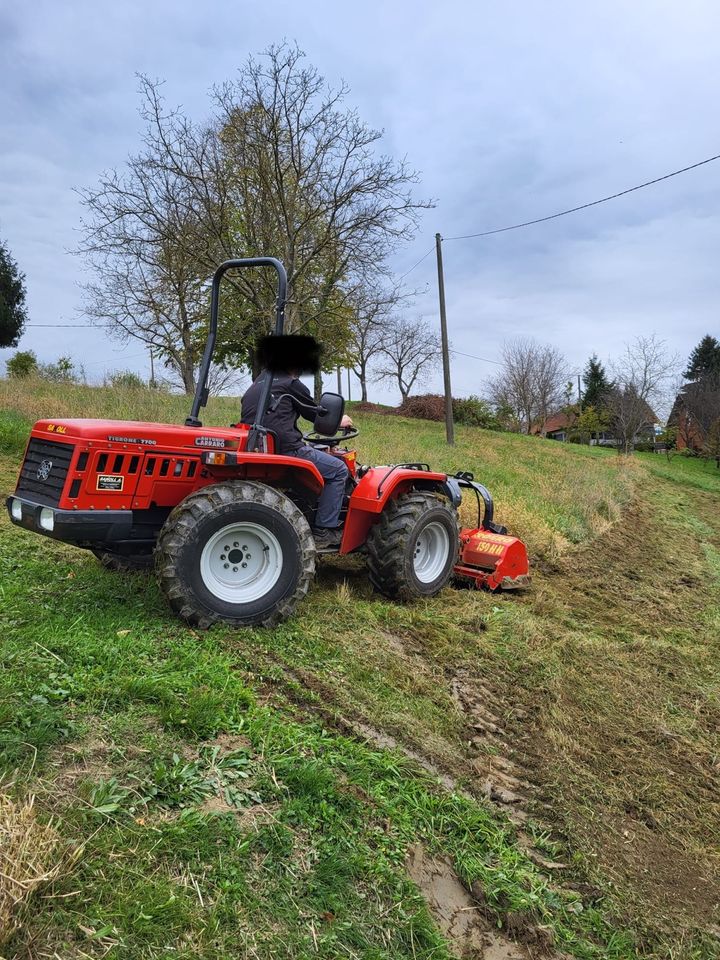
[1,0,719,402]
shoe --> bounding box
[313,527,342,549]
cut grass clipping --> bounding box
[0,793,63,945]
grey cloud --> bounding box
[1,0,719,401]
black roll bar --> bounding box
[185,257,287,431]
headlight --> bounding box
[39,507,55,531]
[10,499,22,521]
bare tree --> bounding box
[534,346,568,433]
[77,79,231,393]
[78,44,431,394]
[608,336,678,453]
[377,317,440,402]
[488,338,567,434]
[345,282,407,402]
[216,43,431,396]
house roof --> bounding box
[532,412,573,436]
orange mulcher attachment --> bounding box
[451,473,531,591]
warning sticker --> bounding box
[97,475,124,492]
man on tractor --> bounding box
[241,335,353,549]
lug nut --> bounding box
[224,545,230,551]
[233,541,239,547]
[233,566,238,572]
[242,545,248,550]
[220,554,226,560]
[241,562,247,568]
[246,554,251,559]
[223,563,229,569]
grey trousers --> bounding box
[292,445,349,528]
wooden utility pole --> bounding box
[336,366,342,394]
[149,347,156,388]
[346,368,351,401]
[435,233,455,445]
[577,374,582,412]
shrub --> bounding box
[38,356,76,383]
[452,395,501,429]
[397,393,503,430]
[6,350,37,379]
[107,370,145,390]
[397,394,445,421]
[351,401,390,414]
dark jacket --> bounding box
[241,374,317,454]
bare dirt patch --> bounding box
[406,844,556,959]
[513,486,720,934]
[43,735,113,809]
[206,732,253,753]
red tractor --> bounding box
[6,258,530,627]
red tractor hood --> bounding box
[32,418,249,452]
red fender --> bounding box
[340,466,448,554]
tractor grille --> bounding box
[16,437,75,507]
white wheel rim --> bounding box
[199,522,283,604]
[413,521,451,584]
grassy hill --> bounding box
[1,378,719,959]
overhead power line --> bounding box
[444,151,720,241]
[448,348,503,366]
[397,246,435,281]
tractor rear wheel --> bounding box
[92,548,154,573]
[366,491,459,600]
[155,480,315,628]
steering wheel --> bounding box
[303,426,360,446]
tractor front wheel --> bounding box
[366,492,459,600]
[155,481,316,628]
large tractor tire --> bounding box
[366,491,459,600]
[155,480,315,628]
[92,548,154,573]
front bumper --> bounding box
[6,495,133,543]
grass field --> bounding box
[1,379,719,959]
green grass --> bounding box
[0,408,32,456]
[0,515,635,959]
[1,380,719,959]
[0,375,241,432]
[638,449,720,493]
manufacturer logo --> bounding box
[97,475,124,492]
[36,459,53,481]
[195,436,226,448]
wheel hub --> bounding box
[200,522,283,603]
[412,521,451,584]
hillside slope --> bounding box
[1,382,719,959]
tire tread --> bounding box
[366,491,458,600]
[155,481,315,628]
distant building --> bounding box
[668,383,713,452]
[532,412,573,441]
[534,402,659,447]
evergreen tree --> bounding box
[581,354,612,408]
[683,334,720,381]
[0,238,28,348]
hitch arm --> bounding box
[453,471,508,535]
